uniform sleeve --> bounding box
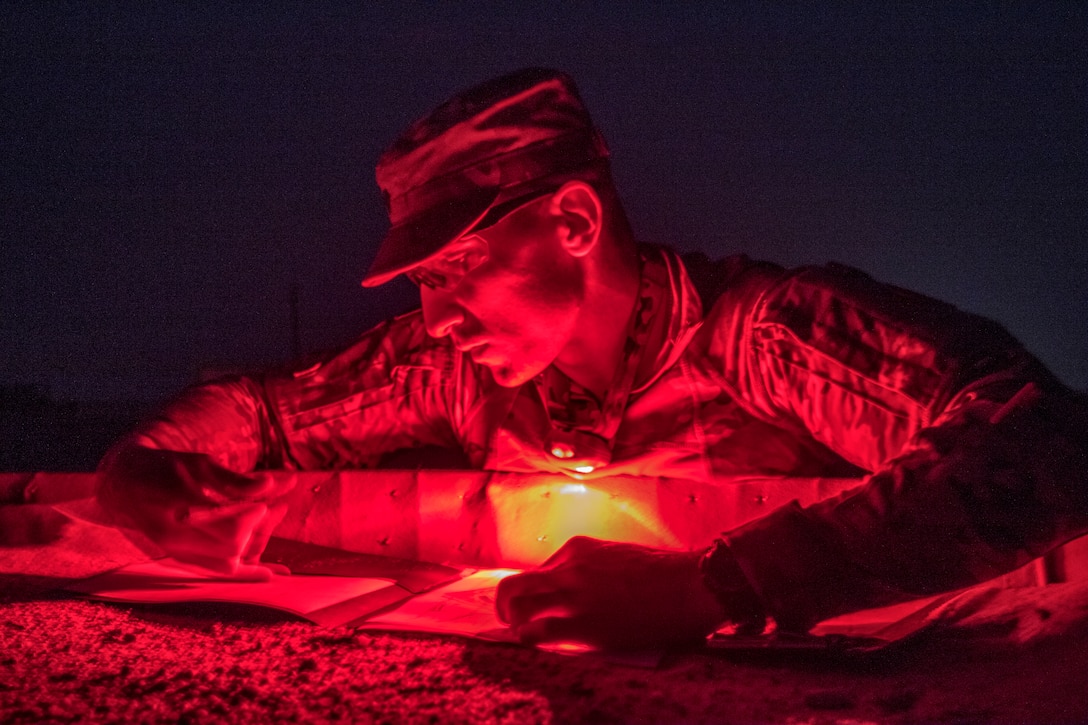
[265,310,464,469]
[708,262,1088,631]
[109,309,465,473]
[123,374,280,472]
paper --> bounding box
[66,558,414,627]
[70,560,523,642]
[67,537,466,628]
[359,569,520,640]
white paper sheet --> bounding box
[359,569,519,640]
[68,558,398,618]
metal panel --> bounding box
[9,470,1087,581]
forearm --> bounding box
[723,372,1088,631]
[705,261,1088,630]
[97,375,278,519]
[125,376,276,469]
[94,376,293,571]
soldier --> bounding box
[99,68,1088,649]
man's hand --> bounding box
[495,536,728,650]
[98,445,289,578]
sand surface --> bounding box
[3,505,1088,723]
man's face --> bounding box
[414,194,584,387]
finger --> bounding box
[540,535,600,566]
[213,469,279,502]
[241,502,288,566]
[515,616,595,649]
[163,502,269,572]
[162,553,245,578]
[230,564,276,582]
[185,459,275,503]
[182,501,267,528]
[158,557,275,581]
[495,574,516,623]
[184,503,268,552]
[155,450,274,503]
[496,570,557,623]
[501,591,574,629]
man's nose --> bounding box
[421,288,464,338]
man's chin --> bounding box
[486,362,539,388]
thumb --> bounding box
[515,616,595,649]
[203,467,276,502]
[240,502,289,567]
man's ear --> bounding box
[548,181,602,258]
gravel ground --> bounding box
[5,574,1088,723]
[3,506,1088,723]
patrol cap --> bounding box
[362,68,610,287]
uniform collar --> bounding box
[529,246,705,477]
[632,245,704,394]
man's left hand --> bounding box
[495,536,728,650]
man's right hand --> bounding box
[97,445,289,578]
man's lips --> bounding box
[454,339,489,355]
[455,339,499,363]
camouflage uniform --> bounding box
[117,247,1088,629]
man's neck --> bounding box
[553,244,642,399]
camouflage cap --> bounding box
[362,68,610,287]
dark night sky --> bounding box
[3,3,1085,402]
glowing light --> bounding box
[491,478,684,564]
[537,641,597,655]
[479,569,521,580]
[573,465,595,474]
[550,445,574,459]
